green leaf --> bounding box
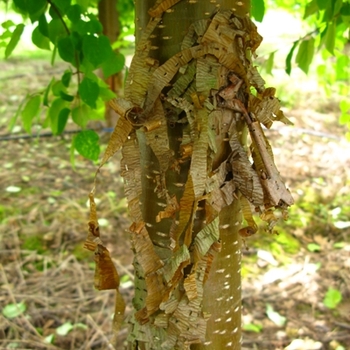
[67,4,82,22]
[304,0,318,19]
[60,91,74,102]
[13,0,47,21]
[58,35,75,63]
[52,80,66,96]
[43,78,54,107]
[5,24,25,59]
[48,18,67,44]
[76,0,89,12]
[2,20,15,29]
[98,87,116,101]
[21,95,41,133]
[317,0,329,10]
[47,98,67,134]
[2,302,26,319]
[75,18,103,36]
[74,130,100,161]
[56,321,74,336]
[57,108,70,134]
[336,55,349,81]
[32,26,51,50]
[78,77,99,109]
[285,41,299,75]
[333,0,343,16]
[52,0,71,16]
[324,22,336,55]
[307,243,321,252]
[266,304,286,326]
[265,51,275,75]
[242,323,263,333]
[71,103,90,128]
[61,70,72,87]
[295,37,315,74]
[101,51,125,78]
[38,13,49,37]
[323,288,342,309]
[251,0,265,22]
[82,34,113,68]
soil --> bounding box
[0,57,349,350]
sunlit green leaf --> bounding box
[295,37,315,74]
[323,288,342,309]
[5,24,25,59]
[21,95,41,133]
[251,0,265,22]
[2,302,26,318]
[44,334,55,344]
[243,323,263,333]
[52,80,66,97]
[74,130,100,161]
[72,103,89,127]
[56,321,74,336]
[265,51,275,75]
[32,26,51,50]
[1,20,15,29]
[266,304,286,326]
[303,0,318,18]
[78,77,99,109]
[307,243,321,252]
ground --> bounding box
[0,56,349,350]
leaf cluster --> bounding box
[0,0,133,161]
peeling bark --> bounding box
[86,1,294,349]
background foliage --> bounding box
[1,0,349,159]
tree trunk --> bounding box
[87,0,293,349]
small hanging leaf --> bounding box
[78,77,99,109]
[74,130,100,161]
[324,22,336,55]
[285,41,298,75]
[323,288,342,309]
[251,0,265,22]
[266,304,286,326]
[57,107,70,134]
[5,23,25,58]
[295,37,315,74]
[21,95,41,133]
[265,51,275,75]
[2,302,26,318]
